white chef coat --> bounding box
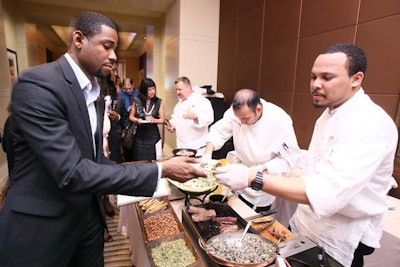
[290,88,398,267]
[170,92,214,155]
[207,99,301,207]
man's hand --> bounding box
[108,110,120,121]
[183,110,197,120]
[249,164,263,173]
[161,156,206,183]
[166,122,175,133]
[214,164,249,191]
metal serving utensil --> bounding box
[237,221,252,247]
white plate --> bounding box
[140,120,151,124]
[200,159,225,174]
[167,177,218,193]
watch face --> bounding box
[251,172,263,191]
[251,181,262,190]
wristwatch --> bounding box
[251,171,264,191]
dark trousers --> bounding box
[108,131,122,163]
[68,198,104,267]
[238,194,271,213]
[351,242,374,267]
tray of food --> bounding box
[135,197,202,267]
[182,201,249,243]
[136,197,171,216]
[145,232,201,267]
[136,197,184,242]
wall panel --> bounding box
[359,0,400,22]
[236,3,263,52]
[217,0,400,183]
[235,49,261,93]
[263,0,301,45]
[356,15,400,95]
[300,0,359,37]
[261,41,297,93]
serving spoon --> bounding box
[237,221,252,247]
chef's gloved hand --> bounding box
[249,164,263,173]
[200,153,212,166]
[214,164,249,191]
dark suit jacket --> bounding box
[0,56,158,266]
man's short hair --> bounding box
[174,76,191,86]
[321,43,367,77]
[123,78,133,86]
[232,89,261,113]
[70,11,117,39]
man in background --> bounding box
[202,89,301,213]
[166,76,214,156]
[120,77,138,161]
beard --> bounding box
[313,102,327,109]
[94,63,114,79]
[311,90,327,109]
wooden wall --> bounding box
[217,0,400,197]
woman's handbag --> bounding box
[122,122,137,148]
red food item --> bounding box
[219,224,239,233]
[188,205,208,214]
[212,216,238,224]
[191,209,217,222]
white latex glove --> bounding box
[214,164,249,191]
[249,164,263,172]
[200,153,212,166]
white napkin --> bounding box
[117,178,169,207]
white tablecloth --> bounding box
[364,196,400,266]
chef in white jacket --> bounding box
[166,76,214,156]
[202,88,302,212]
[213,44,398,267]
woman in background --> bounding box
[129,78,165,161]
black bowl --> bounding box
[209,194,228,216]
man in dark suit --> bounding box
[0,11,204,267]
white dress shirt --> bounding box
[64,53,100,157]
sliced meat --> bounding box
[188,205,208,214]
[219,224,239,233]
[191,209,217,222]
[212,216,237,224]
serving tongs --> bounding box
[245,208,278,221]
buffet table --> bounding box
[117,182,258,266]
[117,181,344,267]
[117,179,187,266]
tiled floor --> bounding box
[104,209,133,267]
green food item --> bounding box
[151,239,196,267]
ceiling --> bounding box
[5,0,177,55]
